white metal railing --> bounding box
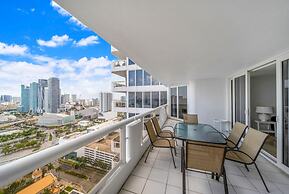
[112,60,126,68]
[112,81,126,88]
[0,105,167,191]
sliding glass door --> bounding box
[282,59,289,167]
[234,75,246,124]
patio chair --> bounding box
[185,142,228,194]
[151,116,175,138]
[225,128,269,192]
[183,114,198,124]
[224,122,248,149]
[144,120,177,168]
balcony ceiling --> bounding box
[55,0,289,85]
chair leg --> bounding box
[170,148,176,168]
[145,145,152,163]
[223,167,229,194]
[254,162,269,193]
[211,173,215,179]
[174,147,177,156]
[244,164,250,172]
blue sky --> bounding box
[0,0,119,99]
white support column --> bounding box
[120,126,126,164]
[187,80,196,114]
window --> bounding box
[136,70,143,86]
[152,92,159,108]
[128,113,136,117]
[160,91,167,105]
[128,70,135,86]
[128,92,135,108]
[136,92,142,108]
[143,92,151,108]
[152,78,159,85]
[128,58,135,65]
[144,71,151,86]
[178,86,187,119]
[170,88,177,117]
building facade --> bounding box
[61,94,70,105]
[100,92,112,113]
[38,79,48,113]
[47,77,60,113]
[29,82,39,114]
[111,46,168,118]
[0,95,12,103]
[20,85,30,113]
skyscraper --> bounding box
[61,94,70,104]
[71,94,77,103]
[38,79,48,113]
[100,92,112,112]
[0,95,12,103]
[29,82,39,114]
[20,85,30,113]
[47,77,60,113]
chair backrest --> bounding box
[151,116,161,134]
[144,120,158,143]
[227,122,247,147]
[239,128,268,161]
[186,142,225,175]
[183,114,198,124]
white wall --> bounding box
[250,74,276,127]
[187,78,228,126]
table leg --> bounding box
[181,140,186,194]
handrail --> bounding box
[0,105,166,187]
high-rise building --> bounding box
[61,94,70,104]
[47,77,60,113]
[29,82,39,114]
[20,85,30,113]
[0,95,12,103]
[111,46,168,118]
[100,92,112,112]
[38,79,48,113]
[70,94,77,103]
[44,87,49,113]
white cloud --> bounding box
[30,8,35,12]
[37,34,71,47]
[74,35,99,47]
[0,42,28,55]
[51,1,87,29]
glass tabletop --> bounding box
[174,122,226,144]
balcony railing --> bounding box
[112,60,126,68]
[114,101,126,108]
[112,81,126,88]
[0,105,168,194]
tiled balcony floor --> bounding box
[119,146,289,194]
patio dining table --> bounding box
[174,122,227,194]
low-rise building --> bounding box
[76,107,98,119]
[17,173,59,194]
[37,113,75,127]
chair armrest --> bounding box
[225,148,254,161]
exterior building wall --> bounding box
[37,113,75,126]
[20,85,30,113]
[38,79,48,113]
[100,92,112,112]
[47,77,60,113]
[29,82,39,114]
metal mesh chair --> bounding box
[225,128,269,192]
[151,116,175,138]
[144,120,177,168]
[185,142,228,194]
[226,122,248,148]
[183,114,198,124]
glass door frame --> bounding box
[276,53,289,174]
[247,61,278,162]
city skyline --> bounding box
[0,0,119,99]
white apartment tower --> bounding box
[100,92,112,112]
[111,46,168,118]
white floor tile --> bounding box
[274,182,289,194]
[233,187,260,194]
[119,190,135,194]
[167,171,183,188]
[149,168,169,184]
[123,175,147,194]
[154,159,171,170]
[227,174,256,190]
[165,185,183,194]
[187,176,212,194]
[132,164,152,178]
[248,178,280,193]
[142,180,166,194]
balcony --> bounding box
[112,81,127,92]
[112,60,127,78]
